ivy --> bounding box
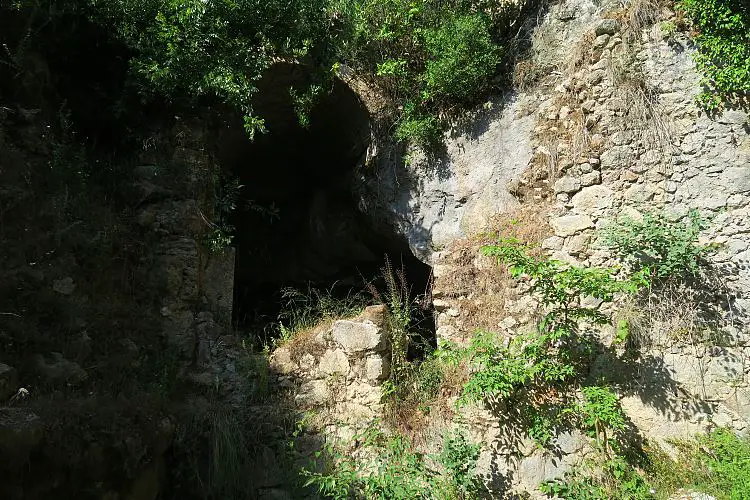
[678,0,750,110]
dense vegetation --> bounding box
[678,0,750,110]
[6,0,517,147]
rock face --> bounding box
[419,0,750,496]
[0,363,17,400]
[361,96,535,259]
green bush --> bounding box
[87,0,337,137]
[322,0,507,146]
[9,0,512,147]
[302,426,483,499]
[678,0,750,110]
[670,428,750,500]
[541,455,653,500]
[545,427,750,500]
[423,13,501,104]
[600,209,715,280]
[441,239,648,447]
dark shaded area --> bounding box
[225,64,434,345]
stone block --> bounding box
[542,236,564,251]
[596,19,620,36]
[550,215,595,237]
[554,176,582,194]
[332,320,385,354]
[571,185,613,217]
[319,349,350,376]
[580,171,601,187]
[295,380,330,407]
[52,277,76,295]
[270,347,297,375]
[365,356,390,382]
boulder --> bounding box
[595,19,620,37]
[332,320,385,354]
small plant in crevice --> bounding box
[601,209,732,356]
[301,424,483,500]
[367,255,425,386]
[201,175,243,254]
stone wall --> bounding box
[270,305,391,440]
[136,122,236,369]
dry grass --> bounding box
[604,25,676,154]
[567,30,597,76]
[616,279,730,352]
[627,0,671,32]
[434,206,550,334]
[285,319,333,363]
[385,359,469,450]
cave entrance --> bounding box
[223,64,434,350]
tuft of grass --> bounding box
[274,283,369,348]
[627,0,669,32]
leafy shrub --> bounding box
[332,0,508,146]
[10,0,513,147]
[600,209,715,280]
[677,0,750,110]
[441,239,648,447]
[576,386,627,454]
[546,428,750,500]
[423,13,501,104]
[541,455,653,500]
[88,0,338,136]
[437,430,483,498]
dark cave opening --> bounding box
[223,64,435,350]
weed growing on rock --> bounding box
[600,209,716,281]
[651,427,750,499]
[301,425,482,499]
[275,284,368,347]
[368,256,422,385]
[545,427,750,500]
[440,238,648,448]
